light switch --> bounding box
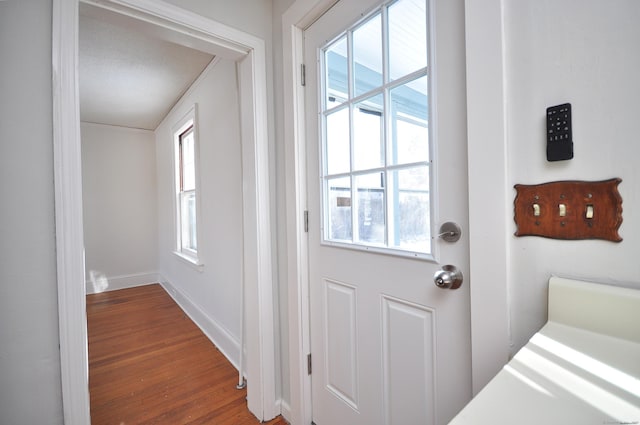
[514,178,622,242]
[586,204,594,219]
[559,204,567,217]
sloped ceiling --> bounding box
[79,9,214,131]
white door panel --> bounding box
[304,1,470,424]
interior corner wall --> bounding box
[160,0,287,404]
[0,1,64,424]
[155,58,244,368]
[81,123,158,293]
[503,0,640,354]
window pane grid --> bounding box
[325,35,348,107]
[321,0,430,255]
[353,12,382,97]
[179,126,195,191]
[175,117,198,259]
[323,68,427,117]
[325,161,430,180]
[326,176,352,241]
[180,189,197,252]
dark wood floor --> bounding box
[87,284,288,425]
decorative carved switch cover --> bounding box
[514,178,622,242]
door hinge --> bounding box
[301,64,306,86]
[304,210,309,233]
[307,353,312,375]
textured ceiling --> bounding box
[79,10,214,131]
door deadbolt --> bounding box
[438,222,462,243]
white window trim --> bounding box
[172,104,204,269]
[173,248,204,271]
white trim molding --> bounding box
[237,47,279,421]
[53,1,277,423]
[281,1,341,424]
[160,277,241,369]
[52,0,92,422]
[464,0,512,394]
[172,103,202,266]
[85,271,161,294]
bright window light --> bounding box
[173,106,200,264]
[320,0,432,256]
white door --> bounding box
[304,0,470,424]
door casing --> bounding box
[52,0,277,423]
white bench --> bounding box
[450,276,640,425]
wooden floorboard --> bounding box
[87,284,288,425]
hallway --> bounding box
[87,284,287,424]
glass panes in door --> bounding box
[320,0,432,255]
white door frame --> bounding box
[282,0,512,423]
[52,0,277,423]
[282,1,336,423]
[463,0,511,395]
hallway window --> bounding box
[174,106,200,263]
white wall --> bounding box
[155,58,245,366]
[503,0,640,352]
[0,1,64,424]
[468,0,640,394]
[162,0,287,402]
[81,123,158,293]
[164,0,272,41]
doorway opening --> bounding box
[52,1,277,423]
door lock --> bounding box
[438,222,462,242]
[434,265,463,290]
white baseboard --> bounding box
[85,271,160,294]
[159,276,241,370]
[280,399,292,423]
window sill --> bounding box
[173,251,204,272]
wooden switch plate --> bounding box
[514,178,623,242]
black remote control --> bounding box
[546,103,573,161]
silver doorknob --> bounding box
[434,265,463,290]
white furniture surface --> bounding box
[450,276,640,425]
